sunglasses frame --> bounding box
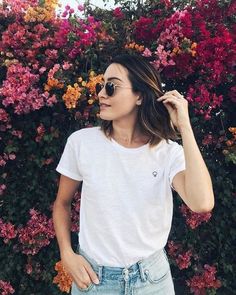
[95,81,133,97]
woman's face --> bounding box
[97,63,141,121]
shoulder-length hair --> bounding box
[98,54,181,147]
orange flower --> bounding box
[97,31,114,42]
[125,42,144,52]
[172,40,197,57]
[44,78,64,91]
[229,127,236,134]
[191,42,197,50]
[191,50,197,57]
[84,73,104,95]
[172,47,180,55]
[62,83,82,109]
[226,140,234,147]
[53,261,72,293]
[24,0,59,22]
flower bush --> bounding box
[0,0,235,294]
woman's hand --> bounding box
[61,250,100,290]
[157,90,191,132]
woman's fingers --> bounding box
[83,258,100,284]
[61,251,99,290]
[72,255,98,289]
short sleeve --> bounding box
[168,142,186,191]
[56,138,83,181]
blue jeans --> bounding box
[71,245,175,295]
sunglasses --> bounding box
[95,82,132,97]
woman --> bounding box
[53,54,214,294]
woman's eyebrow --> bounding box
[102,77,123,82]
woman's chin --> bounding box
[99,112,113,121]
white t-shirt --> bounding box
[56,126,186,267]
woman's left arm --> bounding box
[157,90,215,213]
[173,124,215,213]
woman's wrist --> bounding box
[60,246,75,259]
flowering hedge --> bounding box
[0,0,235,294]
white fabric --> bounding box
[56,126,186,267]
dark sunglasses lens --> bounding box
[106,82,115,96]
[95,83,103,95]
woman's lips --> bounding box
[100,104,111,110]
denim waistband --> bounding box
[77,245,167,283]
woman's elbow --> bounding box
[191,198,215,213]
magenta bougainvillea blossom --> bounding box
[180,204,212,229]
[0,64,57,114]
[54,15,102,59]
[0,0,234,293]
[0,280,15,295]
[186,264,222,295]
[17,209,55,255]
[0,219,17,243]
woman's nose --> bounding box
[98,86,107,98]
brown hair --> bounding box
[98,54,181,147]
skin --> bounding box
[53,62,214,290]
[53,177,99,290]
[98,63,146,146]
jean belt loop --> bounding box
[98,265,103,282]
[137,260,147,282]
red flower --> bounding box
[186,264,222,294]
[0,280,15,295]
[180,204,212,229]
[176,250,193,270]
[134,17,155,42]
[17,209,55,255]
[113,7,124,19]
[0,219,17,243]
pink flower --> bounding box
[0,64,52,114]
[39,67,47,74]
[11,130,23,138]
[0,158,7,166]
[43,158,54,165]
[25,263,33,275]
[18,209,55,255]
[0,280,15,295]
[180,204,212,229]
[151,44,175,70]
[186,264,222,294]
[36,123,45,136]
[202,134,216,146]
[78,4,84,11]
[142,48,152,57]
[0,109,10,122]
[187,85,223,118]
[167,240,181,257]
[45,49,58,60]
[113,7,124,19]
[176,250,192,270]
[134,17,155,42]
[48,64,60,79]
[62,11,68,18]
[62,61,72,70]
[35,123,46,142]
[0,218,17,243]
[0,184,7,195]
[8,154,16,160]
